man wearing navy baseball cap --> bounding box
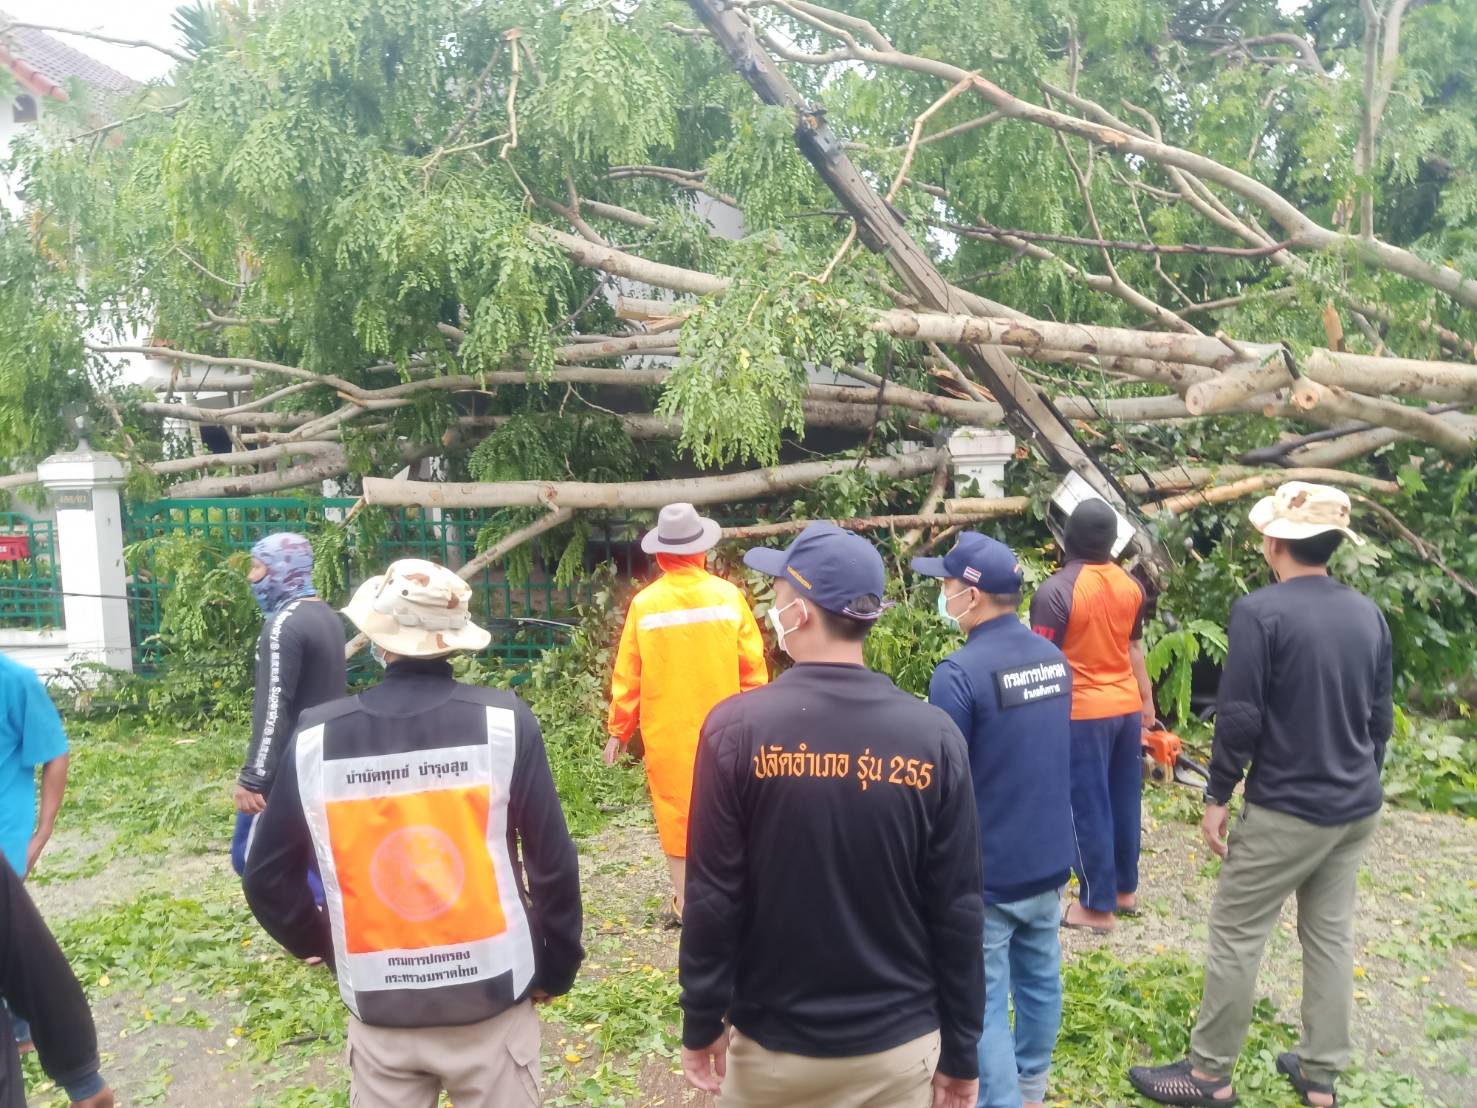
[915,533,1074,1108]
[679,522,984,1108]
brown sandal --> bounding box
[1060,903,1112,935]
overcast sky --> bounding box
[6,0,184,82]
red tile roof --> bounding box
[0,13,138,103]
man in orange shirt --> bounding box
[1031,500,1155,933]
[606,504,768,919]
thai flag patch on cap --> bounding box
[962,566,981,583]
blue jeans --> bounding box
[977,889,1063,1108]
[1067,713,1142,913]
[232,812,324,907]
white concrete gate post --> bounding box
[36,448,133,673]
[947,428,1016,499]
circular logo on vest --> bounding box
[368,825,466,921]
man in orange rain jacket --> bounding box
[606,503,768,919]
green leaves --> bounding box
[660,247,879,467]
[1146,618,1229,726]
[535,9,678,167]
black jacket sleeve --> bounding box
[241,611,305,793]
[679,712,747,1050]
[0,858,103,1095]
[508,700,584,998]
[921,726,986,1080]
[1369,616,1394,770]
[242,734,333,963]
[1208,600,1269,804]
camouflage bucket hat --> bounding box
[1248,480,1364,546]
[342,559,491,657]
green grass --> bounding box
[22,875,345,1106]
[25,713,1474,1106]
[31,717,241,883]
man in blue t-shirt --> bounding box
[0,651,71,1055]
[915,534,1075,1108]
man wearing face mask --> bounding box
[233,533,347,891]
[1030,500,1154,934]
[914,533,1073,1108]
[606,503,768,920]
[680,522,984,1108]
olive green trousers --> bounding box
[1190,801,1379,1087]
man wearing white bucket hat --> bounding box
[606,503,768,919]
[1132,483,1393,1108]
[244,560,583,1108]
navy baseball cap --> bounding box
[911,532,1024,593]
[743,522,889,620]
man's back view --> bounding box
[244,560,583,1108]
[679,523,983,1108]
[1132,483,1393,1108]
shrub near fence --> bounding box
[123,498,644,672]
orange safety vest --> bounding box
[295,689,539,1025]
[608,554,768,855]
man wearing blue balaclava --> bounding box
[231,534,347,894]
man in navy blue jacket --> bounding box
[915,533,1074,1108]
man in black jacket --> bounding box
[232,532,346,897]
[0,858,112,1107]
[680,523,984,1108]
[1131,483,1392,1108]
[244,560,582,1108]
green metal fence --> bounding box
[0,514,63,629]
[124,498,644,671]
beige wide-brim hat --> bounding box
[1249,481,1365,545]
[641,502,721,555]
[343,558,491,657]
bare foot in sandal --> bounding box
[1061,901,1115,933]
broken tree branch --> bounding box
[363,448,948,511]
[720,506,1030,541]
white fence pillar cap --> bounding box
[37,449,127,490]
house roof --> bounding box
[0,13,138,103]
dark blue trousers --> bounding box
[232,812,324,907]
[1068,712,1142,913]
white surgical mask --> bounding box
[766,598,806,656]
[370,643,388,668]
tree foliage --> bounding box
[0,0,1473,692]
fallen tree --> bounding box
[0,1,1472,659]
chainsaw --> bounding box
[1142,723,1210,789]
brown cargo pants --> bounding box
[718,1028,942,1108]
[347,999,541,1107]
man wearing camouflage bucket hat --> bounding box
[1132,483,1392,1108]
[244,560,583,1108]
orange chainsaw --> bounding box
[1142,723,1210,789]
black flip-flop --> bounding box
[1128,1060,1238,1106]
[1277,1053,1337,1106]
[1061,903,1113,935]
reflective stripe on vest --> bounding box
[296,706,535,1018]
[637,604,739,632]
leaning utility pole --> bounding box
[685,0,1171,584]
